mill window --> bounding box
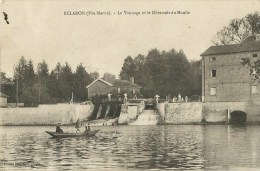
[211,57,216,61]
[253,54,258,57]
[251,85,258,94]
[211,70,216,77]
[210,87,217,96]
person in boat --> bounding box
[84,125,91,133]
[56,123,63,133]
[75,119,81,132]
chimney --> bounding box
[130,77,134,83]
[256,34,260,41]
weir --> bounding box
[90,104,99,120]
[104,104,111,117]
[99,104,107,119]
[89,102,122,120]
[107,105,115,118]
[96,105,103,119]
[113,105,118,118]
[115,105,122,117]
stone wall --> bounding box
[203,101,260,123]
[0,103,93,125]
[119,101,260,125]
[0,97,7,107]
[164,102,203,124]
[119,102,203,125]
[164,101,260,124]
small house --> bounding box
[86,78,141,98]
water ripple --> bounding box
[1,125,260,170]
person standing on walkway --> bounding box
[75,119,81,133]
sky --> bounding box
[0,0,260,78]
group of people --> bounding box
[56,119,91,133]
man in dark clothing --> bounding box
[75,119,81,132]
[56,123,64,133]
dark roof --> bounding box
[86,78,141,89]
[106,79,141,88]
[201,35,260,56]
[0,92,9,98]
[240,35,256,43]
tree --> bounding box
[212,11,260,45]
[0,72,12,84]
[48,62,74,102]
[190,60,202,95]
[14,57,38,106]
[103,72,116,80]
[23,60,38,106]
[73,63,93,102]
[241,58,260,81]
[90,71,99,80]
[37,60,49,78]
[119,56,136,80]
[48,63,63,103]
[160,49,193,97]
[59,62,74,102]
[0,72,15,102]
[119,48,198,98]
[36,60,51,104]
[133,54,147,86]
[145,49,165,96]
[14,56,27,81]
[10,59,99,104]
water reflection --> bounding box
[0,125,260,170]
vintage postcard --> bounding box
[0,0,260,170]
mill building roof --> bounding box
[86,78,141,89]
[201,34,260,56]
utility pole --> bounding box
[38,84,41,104]
[16,78,18,107]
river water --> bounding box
[0,125,260,170]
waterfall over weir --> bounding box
[90,103,122,121]
[96,105,103,119]
[104,105,111,118]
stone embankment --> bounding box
[164,102,203,124]
[118,102,203,125]
[1,100,260,126]
[0,103,93,125]
[118,101,260,125]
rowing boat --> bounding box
[45,130,99,138]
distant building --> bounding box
[86,77,141,98]
[0,92,8,107]
[201,34,260,102]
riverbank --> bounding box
[0,103,93,126]
[1,101,260,126]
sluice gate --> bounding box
[90,102,122,120]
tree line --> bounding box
[119,48,202,99]
[1,50,202,106]
[0,57,99,106]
